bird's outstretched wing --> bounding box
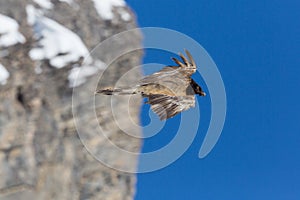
[145,94,195,120]
[139,66,182,84]
[139,50,196,88]
[171,49,197,76]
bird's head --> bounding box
[188,78,206,96]
[194,85,206,96]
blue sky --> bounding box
[126,0,300,199]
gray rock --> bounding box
[0,0,142,199]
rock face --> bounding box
[0,0,142,199]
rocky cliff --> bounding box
[0,0,142,199]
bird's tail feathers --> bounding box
[96,87,138,95]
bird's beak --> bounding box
[201,92,206,96]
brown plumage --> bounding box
[96,50,206,120]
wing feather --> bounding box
[145,94,195,120]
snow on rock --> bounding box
[68,60,107,87]
[92,0,130,20]
[26,5,107,87]
[0,63,9,85]
[26,5,90,69]
[119,10,131,21]
[33,0,53,9]
[0,14,26,47]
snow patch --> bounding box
[26,5,90,68]
[0,63,9,85]
[92,0,126,20]
[119,10,131,21]
[0,14,26,47]
[68,60,107,87]
[26,5,106,87]
[33,0,53,9]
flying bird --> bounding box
[96,50,206,120]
